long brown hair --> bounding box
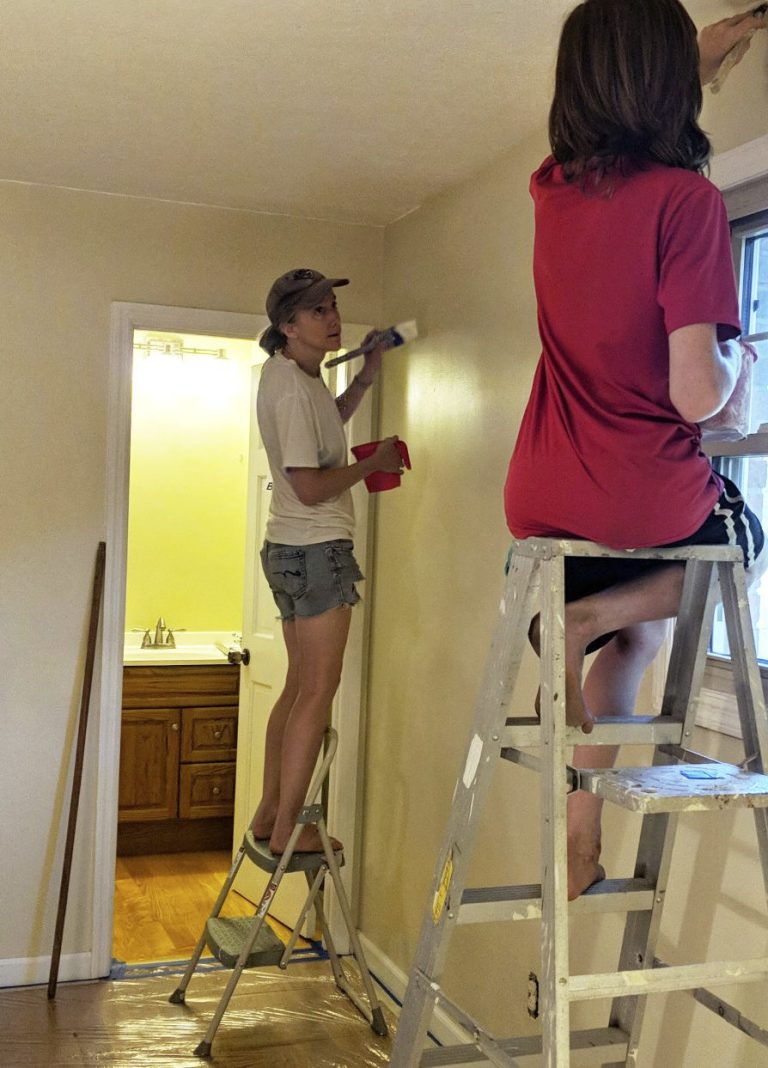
[549,0,711,183]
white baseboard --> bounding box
[359,931,468,1049]
[0,952,94,989]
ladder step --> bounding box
[458,878,655,923]
[503,715,684,748]
[243,829,345,873]
[578,762,768,813]
[569,957,768,1001]
[419,1026,628,1065]
[205,916,284,969]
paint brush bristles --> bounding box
[326,320,418,368]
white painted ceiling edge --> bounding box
[0,0,760,226]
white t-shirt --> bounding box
[256,353,355,545]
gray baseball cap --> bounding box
[266,268,349,325]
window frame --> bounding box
[700,205,768,735]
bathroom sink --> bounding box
[123,644,229,666]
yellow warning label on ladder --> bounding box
[432,851,453,923]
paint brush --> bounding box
[325,320,418,368]
[710,3,767,93]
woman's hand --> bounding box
[372,436,404,474]
[698,8,766,85]
[359,329,388,384]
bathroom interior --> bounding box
[113,328,269,968]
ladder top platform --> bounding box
[580,763,768,813]
[511,537,743,563]
[243,829,345,873]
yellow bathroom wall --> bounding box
[125,332,263,633]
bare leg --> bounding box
[250,619,301,839]
[566,619,669,898]
[563,563,684,732]
[269,605,352,854]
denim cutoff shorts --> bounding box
[260,539,364,622]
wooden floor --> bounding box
[1,963,395,1066]
[113,850,300,964]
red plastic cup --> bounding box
[351,439,411,492]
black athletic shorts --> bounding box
[517,476,764,653]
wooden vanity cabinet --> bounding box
[117,664,239,855]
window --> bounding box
[707,209,768,666]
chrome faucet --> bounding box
[132,618,181,649]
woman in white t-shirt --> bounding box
[251,268,404,854]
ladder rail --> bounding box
[539,553,571,1067]
[608,558,718,1062]
[718,560,768,903]
[389,552,541,1066]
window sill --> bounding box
[698,655,768,738]
[696,685,741,739]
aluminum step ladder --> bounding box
[169,726,388,1058]
[389,538,768,1067]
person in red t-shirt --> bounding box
[504,0,766,898]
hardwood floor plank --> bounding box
[113,850,307,963]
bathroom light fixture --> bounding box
[134,336,228,361]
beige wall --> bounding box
[0,181,383,978]
[362,76,768,1068]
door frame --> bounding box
[92,301,374,975]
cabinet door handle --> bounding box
[170,722,179,732]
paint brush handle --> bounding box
[325,333,386,368]
[326,320,418,368]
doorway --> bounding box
[113,326,266,966]
[95,303,374,978]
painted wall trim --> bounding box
[710,133,768,191]
[95,303,374,976]
[0,952,92,989]
[95,303,272,977]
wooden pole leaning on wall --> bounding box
[47,541,107,1000]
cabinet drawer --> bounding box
[179,762,236,819]
[181,707,238,762]
[122,665,239,708]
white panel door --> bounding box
[232,361,310,923]
[232,331,374,943]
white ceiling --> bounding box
[0,0,739,226]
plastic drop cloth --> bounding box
[0,959,394,1067]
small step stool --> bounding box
[389,538,768,1067]
[168,727,388,1057]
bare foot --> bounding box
[565,657,595,734]
[567,835,605,900]
[530,612,593,734]
[564,605,596,734]
[250,802,277,840]
[269,824,343,855]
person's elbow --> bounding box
[668,323,736,423]
[669,380,727,423]
[288,469,324,506]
